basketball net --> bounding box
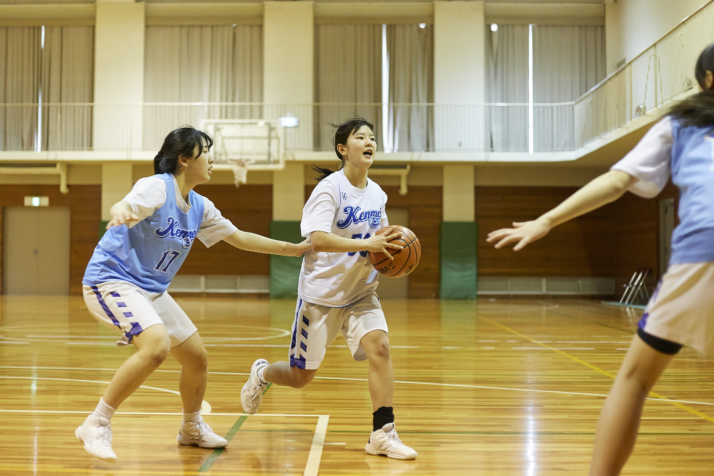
[231,159,251,187]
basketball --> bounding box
[369,225,421,278]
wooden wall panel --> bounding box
[0,178,677,300]
[612,181,679,293]
[382,185,442,299]
[0,185,101,295]
[475,186,617,277]
[179,184,273,276]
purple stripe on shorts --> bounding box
[91,286,121,327]
[300,342,307,351]
[117,302,127,308]
[302,315,309,326]
[301,329,308,338]
[124,321,143,344]
[123,312,134,318]
[638,312,649,330]
[290,354,306,369]
[110,292,121,298]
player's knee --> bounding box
[367,338,391,361]
[188,347,208,372]
[143,345,170,367]
[290,368,315,388]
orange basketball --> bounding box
[369,225,421,278]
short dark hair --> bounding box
[153,126,214,175]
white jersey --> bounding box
[298,169,389,307]
[124,174,237,247]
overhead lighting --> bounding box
[278,116,299,128]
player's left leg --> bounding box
[589,333,676,476]
[360,330,417,460]
[171,331,227,448]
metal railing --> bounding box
[1,2,712,158]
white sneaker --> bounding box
[365,423,417,460]
[241,359,268,414]
[75,415,117,462]
[177,420,227,448]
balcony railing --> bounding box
[0,102,576,156]
[2,2,712,160]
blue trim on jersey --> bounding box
[82,173,205,293]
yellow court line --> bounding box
[480,316,714,425]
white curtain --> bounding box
[144,25,262,150]
[486,25,529,152]
[315,25,382,152]
[0,27,41,151]
[533,25,605,151]
[42,26,94,150]
[386,24,433,152]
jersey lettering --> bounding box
[337,206,382,229]
[155,216,199,248]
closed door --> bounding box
[3,207,70,295]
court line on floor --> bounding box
[3,366,714,408]
[479,315,714,425]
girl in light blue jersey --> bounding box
[75,126,309,463]
[487,43,714,475]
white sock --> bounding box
[257,367,268,385]
[183,410,201,424]
[92,398,116,420]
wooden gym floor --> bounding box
[1,295,713,475]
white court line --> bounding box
[0,409,328,418]
[304,415,329,476]
[3,367,714,408]
[512,347,596,351]
[0,408,330,476]
[0,376,180,396]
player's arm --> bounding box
[223,229,310,257]
[310,228,402,259]
[106,201,140,229]
[487,170,637,251]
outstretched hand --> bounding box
[365,226,403,261]
[106,210,140,229]
[294,239,311,256]
[486,218,552,251]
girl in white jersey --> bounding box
[487,43,714,476]
[240,118,418,460]
[75,126,309,463]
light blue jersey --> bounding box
[669,121,714,265]
[83,173,205,293]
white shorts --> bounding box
[639,263,714,355]
[289,293,388,370]
[83,282,197,347]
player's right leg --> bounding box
[240,298,333,414]
[589,333,675,476]
[78,283,171,461]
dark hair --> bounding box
[668,43,714,129]
[313,118,375,181]
[154,126,214,175]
